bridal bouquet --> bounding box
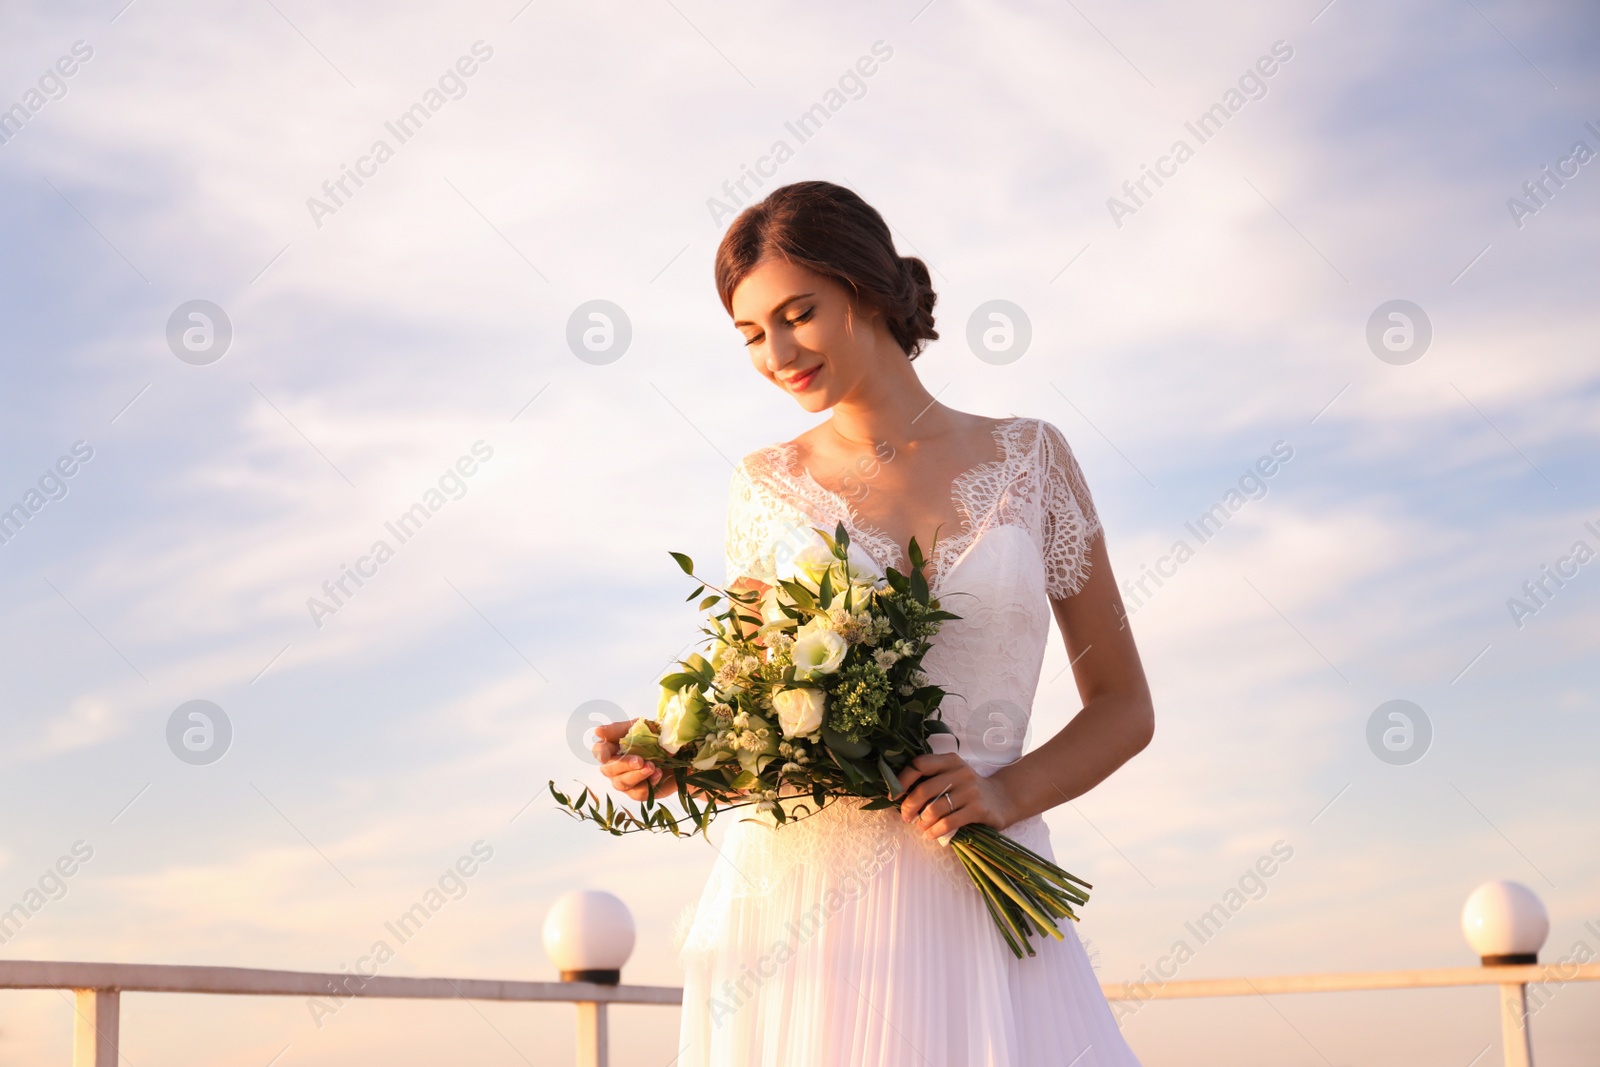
[550,522,1091,958]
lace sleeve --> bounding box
[729,451,817,587]
[725,458,772,587]
[1037,419,1102,599]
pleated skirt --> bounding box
[676,798,1141,1066]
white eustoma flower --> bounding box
[772,687,826,739]
[657,684,709,755]
[791,616,847,679]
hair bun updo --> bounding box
[715,181,940,359]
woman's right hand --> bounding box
[593,719,679,802]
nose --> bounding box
[764,327,799,375]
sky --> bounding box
[0,0,1597,1064]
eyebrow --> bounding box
[733,292,815,328]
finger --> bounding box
[602,757,655,785]
[593,719,638,743]
[902,771,960,825]
[911,752,964,775]
[900,771,963,822]
[610,767,658,790]
[593,741,619,763]
[922,794,973,844]
[598,755,641,780]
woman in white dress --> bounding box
[595,181,1153,1066]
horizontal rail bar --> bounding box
[1100,963,1600,1001]
[0,961,681,1006]
[7,959,1596,1007]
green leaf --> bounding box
[880,597,910,638]
[879,756,905,798]
[834,520,850,553]
[669,551,695,575]
[698,594,721,611]
[658,671,699,692]
[684,584,705,602]
[821,726,870,759]
[818,567,833,609]
[779,579,818,614]
[910,568,929,606]
[907,536,925,571]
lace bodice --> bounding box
[723,414,1101,762]
[725,416,1100,598]
[702,415,1103,899]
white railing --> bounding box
[1102,963,1600,1067]
[0,960,679,1067]
[3,958,1595,1066]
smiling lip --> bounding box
[783,366,820,390]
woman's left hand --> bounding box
[896,753,1014,843]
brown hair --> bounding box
[714,181,939,359]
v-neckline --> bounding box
[770,417,1022,592]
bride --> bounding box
[594,180,1153,1066]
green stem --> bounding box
[954,846,1029,959]
[960,842,1064,944]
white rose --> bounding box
[772,687,826,739]
[776,530,883,594]
[791,617,847,679]
[777,536,835,590]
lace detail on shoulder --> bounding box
[1037,419,1102,599]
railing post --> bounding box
[1499,982,1533,1067]
[72,989,119,1067]
[575,1000,608,1067]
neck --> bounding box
[825,345,951,449]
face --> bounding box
[730,256,894,413]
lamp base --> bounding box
[561,969,622,985]
[1480,953,1537,966]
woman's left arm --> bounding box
[989,531,1153,825]
[899,531,1153,839]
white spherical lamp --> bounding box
[543,889,637,984]
[1461,880,1549,965]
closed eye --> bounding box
[741,307,812,347]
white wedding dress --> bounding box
[676,416,1141,1066]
